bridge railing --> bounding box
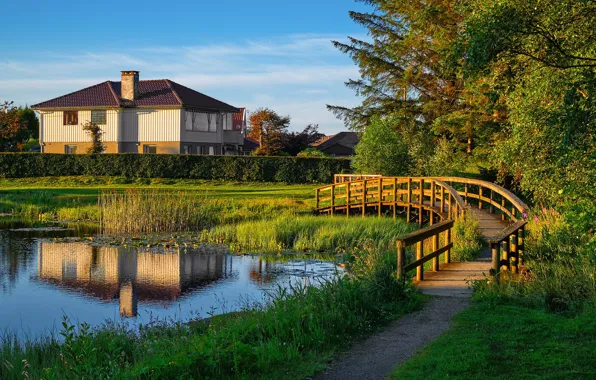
[396,220,454,281]
[334,174,381,183]
[315,177,466,223]
[488,221,527,280]
[431,177,528,222]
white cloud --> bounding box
[1,34,363,133]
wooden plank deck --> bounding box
[414,207,510,297]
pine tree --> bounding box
[329,1,498,154]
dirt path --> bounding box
[313,296,470,380]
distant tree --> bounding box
[297,147,329,158]
[248,108,290,156]
[17,107,39,141]
[0,101,24,151]
[282,124,325,156]
[352,116,409,176]
[82,122,106,154]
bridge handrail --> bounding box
[315,177,466,221]
[396,220,455,281]
[431,176,528,221]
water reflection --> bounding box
[0,227,341,337]
[37,242,231,317]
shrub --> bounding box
[0,153,350,183]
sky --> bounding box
[0,0,371,134]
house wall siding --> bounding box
[122,109,181,142]
[41,110,119,143]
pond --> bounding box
[0,221,343,339]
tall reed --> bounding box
[99,190,217,234]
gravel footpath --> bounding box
[313,296,470,380]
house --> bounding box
[241,136,260,155]
[311,131,360,157]
[31,71,244,155]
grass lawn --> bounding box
[391,302,596,379]
[0,176,317,222]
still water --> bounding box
[0,222,341,338]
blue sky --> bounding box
[0,1,370,134]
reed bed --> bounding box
[202,215,416,253]
[99,190,218,234]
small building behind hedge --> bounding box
[32,71,247,156]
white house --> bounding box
[31,71,246,155]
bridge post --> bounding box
[478,186,483,210]
[346,183,351,219]
[431,180,436,210]
[464,184,469,205]
[501,197,506,221]
[489,190,495,214]
[316,188,320,211]
[491,242,500,283]
[440,186,445,214]
[432,232,439,272]
[330,185,335,216]
[518,225,525,266]
[378,178,383,217]
[419,179,424,227]
[397,240,406,280]
[511,230,519,274]
[416,240,424,281]
[445,228,451,263]
[502,239,510,271]
[407,178,412,223]
[393,178,398,219]
[362,179,367,217]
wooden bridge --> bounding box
[315,175,529,295]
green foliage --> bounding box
[82,122,106,154]
[352,116,409,176]
[0,154,351,183]
[297,148,329,158]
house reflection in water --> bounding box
[37,242,231,317]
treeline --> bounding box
[334,0,595,241]
[0,153,350,183]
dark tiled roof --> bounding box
[32,79,239,112]
[31,82,121,109]
[243,137,259,150]
[312,132,360,149]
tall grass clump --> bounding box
[474,207,596,314]
[99,190,218,234]
[0,246,421,379]
[451,212,483,261]
[203,215,416,253]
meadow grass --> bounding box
[390,302,596,379]
[0,176,315,224]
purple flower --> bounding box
[523,212,528,218]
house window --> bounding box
[63,111,78,125]
[143,145,157,154]
[223,113,233,131]
[183,145,192,155]
[64,145,77,154]
[91,110,107,125]
[208,146,215,155]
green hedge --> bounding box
[0,153,351,183]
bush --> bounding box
[0,153,350,184]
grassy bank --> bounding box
[1,245,422,379]
[392,207,596,377]
[390,302,596,379]
[202,215,417,253]
[0,176,315,224]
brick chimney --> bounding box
[121,71,139,102]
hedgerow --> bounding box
[0,153,351,183]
